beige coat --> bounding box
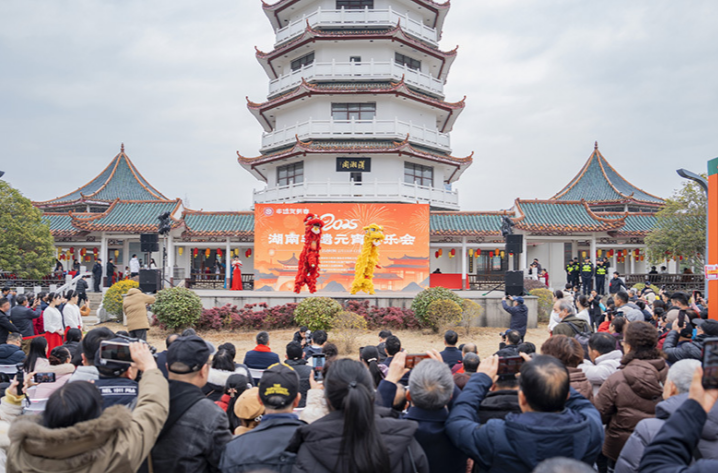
[7,368,168,473]
[123,288,155,332]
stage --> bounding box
[192,289,538,329]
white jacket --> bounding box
[42,306,63,335]
[62,304,83,331]
[579,350,623,397]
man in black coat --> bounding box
[439,330,462,368]
[284,341,312,409]
[500,296,528,339]
[0,333,25,364]
[105,258,116,287]
[662,318,718,364]
[9,294,42,337]
[0,298,21,345]
[495,330,522,358]
[608,272,627,294]
[75,275,89,304]
[92,259,103,292]
[477,374,521,424]
[220,363,305,472]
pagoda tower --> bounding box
[239,0,471,210]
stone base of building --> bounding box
[192,289,538,330]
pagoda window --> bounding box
[291,52,315,72]
[336,0,374,9]
[331,103,376,120]
[277,162,304,187]
[395,52,421,71]
[404,162,433,187]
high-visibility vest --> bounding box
[596,266,607,276]
[581,263,593,274]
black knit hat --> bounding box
[259,363,299,409]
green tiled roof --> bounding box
[553,145,664,204]
[73,200,181,232]
[430,212,505,235]
[183,211,254,236]
[599,213,658,234]
[514,200,624,233]
[35,150,167,206]
[42,213,80,235]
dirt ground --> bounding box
[98,322,551,360]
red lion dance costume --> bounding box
[294,213,324,294]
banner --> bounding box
[254,203,430,292]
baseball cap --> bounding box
[234,387,264,420]
[94,338,131,377]
[166,335,211,374]
[693,318,718,337]
[258,363,299,409]
[513,296,524,304]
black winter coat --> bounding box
[477,390,521,424]
[662,331,704,364]
[287,409,429,473]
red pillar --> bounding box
[708,158,718,320]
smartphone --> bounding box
[405,353,431,369]
[311,354,326,381]
[497,356,524,376]
[99,341,133,364]
[34,372,57,384]
[14,363,23,388]
[702,338,718,389]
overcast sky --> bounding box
[1,0,716,212]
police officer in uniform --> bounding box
[580,257,594,295]
[595,260,608,295]
[565,257,577,289]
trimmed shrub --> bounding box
[459,299,484,336]
[153,287,203,331]
[524,279,548,291]
[411,287,463,326]
[331,311,368,355]
[294,297,342,332]
[102,279,139,316]
[631,283,661,295]
[425,299,463,332]
[529,288,554,324]
[264,302,297,329]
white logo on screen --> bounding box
[264,208,274,216]
[321,213,359,231]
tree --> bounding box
[0,180,55,279]
[645,178,706,268]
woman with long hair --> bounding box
[23,337,49,374]
[360,346,385,388]
[62,290,84,335]
[216,373,251,433]
[594,321,668,468]
[288,358,429,473]
[230,256,243,290]
[42,293,64,353]
[203,348,252,401]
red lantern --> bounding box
[247,249,252,257]
[640,255,645,261]
[93,247,98,256]
[69,247,75,255]
[449,249,456,258]
[476,249,481,256]
[80,248,86,257]
[634,249,639,257]
[435,250,439,259]
[489,251,494,258]
[193,248,198,258]
[217,248,223,257]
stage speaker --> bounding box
[140,234,159,253]
[139,269,161,294]
[505,234,523,254]
[504,270,524,296]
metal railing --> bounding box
[274,7,439,46]
[254,179,459,209]
[185,273,254,290]
[626,273,704,292]
[0,274,66,291]
[467,274,506,290]
[262,118,451,152]
[269,60,444,97]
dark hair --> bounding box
[322,343,338,360]
[0,298,8,308]
[519,355,570,413]
[64,289,77,300]
[589,332,617,355]
[218,343,237,361]
[256,331,270,345]
[15,295,27,306]
[623,321,664,364]
[81,327,115,365]
[181,328,196,337]
[444,330,458,346]
[49,346,71,365]
[385,335,401,356]
[324,359,390,473]
[610,317,627,334]
[312,330,328,345]
[286,341,304,360]
[615,291,629,304]
[636,300,646,311]
[554,290,564,300]
[6,333,22,344]
[24,337,48,372]
[211,349,236,372]
[37,291,47,302]
[506,330,522,346]
[577,295,588,309]
[378,330,392,339]
[225,373,250,432]
[360,346,384,388]
[653,300,666,312]
[540,336,583,368]
[671,292,690,307]
[299,326,308,333]
[518,342,536,355]
[43,381,103,429]
[463,353,480,373]
[65,328,82,343]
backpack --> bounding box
[566,322,592,359]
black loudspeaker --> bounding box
[504,270,524,296]
[139,269,161,293]
[140,234,159,253]
[505,234,523,254]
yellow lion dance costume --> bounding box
[350,224,385,295]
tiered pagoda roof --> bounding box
[256,24,458,80]
[512,199,626,234]
[237,136,473,182]
[248,78,465,132]
[430,211,510,236]
[33,145,167,211]
[69,200,183,233]
[551,142,664,207]
[182,210,254,238]
[596,212,659,237]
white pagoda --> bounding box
[238,0,471,210]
